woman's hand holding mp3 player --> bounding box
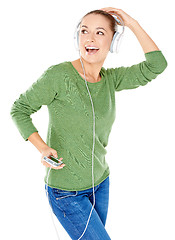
[41,146,65,170]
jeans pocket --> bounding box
[52,188,77,200]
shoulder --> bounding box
[41,62,72,86]
[101,66,118,78]
[46,61,71,74]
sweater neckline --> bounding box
[67,61,105,85]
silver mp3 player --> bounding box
[43,156,63,167]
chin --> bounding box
[79,50,108,65]
[82,57,103,65]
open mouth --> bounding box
[85,46,99,54]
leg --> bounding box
[89,176,110,226]
[46,185,111,240]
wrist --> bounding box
[39,144,49,154]
[127,19,139,30]
[28,132,49,153]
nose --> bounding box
[86,32,95,43]
[87,39,94,43]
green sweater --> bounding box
[10,50,167,191]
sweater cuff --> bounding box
[144,50,168,74]
[23,129,39,141]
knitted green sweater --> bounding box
[10,50,167,191]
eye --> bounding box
[81,29,88,34]
[97,31,104,35]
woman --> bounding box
[10,7,167,240]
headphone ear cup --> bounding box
[74,19,81,51]
[77,30,79,50]
[110,31,119,53]
[74,28,79,51]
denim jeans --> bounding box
[45,176,111,240]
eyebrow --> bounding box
[81,25,107,32]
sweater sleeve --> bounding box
[10,65,58,141]
[110,50,167,91]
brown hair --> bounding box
[82,10,116,36]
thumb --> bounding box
[52,150,58,159]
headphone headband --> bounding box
[74,13,125,53]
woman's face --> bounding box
[78,14,114,65]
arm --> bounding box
[101,7,167,91]
[28,132,49,153]
[128,20,159,53]
[10,65,57,141]
[100,7,159,53]
[28,132,65,169]
[10,65,65,169]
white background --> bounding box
[1,0,174,239]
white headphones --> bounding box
[74,13,125,53]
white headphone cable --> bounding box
[77,50,96,240]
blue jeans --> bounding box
[45,176,111,240]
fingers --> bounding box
[99,7,124,22]
[100,7,134,27]
[52,163,66,170]
[41,150,57,159]
[100,7,122,13]
[99,7,125,18]
[52,157,66,170]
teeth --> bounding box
[86,46,99,50]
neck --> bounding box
[79,57,104,82]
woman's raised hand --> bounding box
[99,7,137,27]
